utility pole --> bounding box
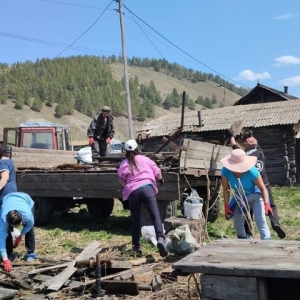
[117,0,134,139]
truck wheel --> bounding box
[140,200,177,227]
[86,198,114,223]
[33,197,54,226]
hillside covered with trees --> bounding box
[0,55,247,121]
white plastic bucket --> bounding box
[184,198,203,219]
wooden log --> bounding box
[39,241,100,292]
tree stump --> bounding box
[164,215,205,245]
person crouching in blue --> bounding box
[220,149,272,240]
[0,192,36,272]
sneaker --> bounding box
[132,245,142,255]
[26,253,36,262]
[157,237,168,258]
[274,225,286,239]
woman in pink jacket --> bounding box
[118,140,168,257]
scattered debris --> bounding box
[0,240,195,299]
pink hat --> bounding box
[220,149,257,173]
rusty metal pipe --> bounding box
[94,253,103,298]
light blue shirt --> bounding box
[0,192,34,259]
[221,166,260,195]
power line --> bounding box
[52,0,114,59]
[0,32,120,56]
[2,0,114,77]
[38,0,249,89]
[41,0,112,10]
[122,4,250,89]
[125,10,164,59]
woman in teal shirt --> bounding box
[220,149,272,240]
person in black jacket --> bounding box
[87,106,115,158]
[224,129,286,239]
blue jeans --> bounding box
[233,193,271,240]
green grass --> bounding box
[34,200,159,258]
[207,186,300,241]
[34,186,300,258]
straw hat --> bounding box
[220,149,257,173]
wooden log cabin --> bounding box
[137,85,300,186]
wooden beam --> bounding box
[28,262,71,276]
[101,280,139,296]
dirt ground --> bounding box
[1,202,201,300]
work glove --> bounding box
[224,129,234,139]
[106,137,111,144]
[158,178,164,186]
[88,137,94,145]
[2,259,12,272]
[224,203,234,220]
[264,203,273,216]
[13,236,22,248]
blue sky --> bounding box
[1,0,300,97]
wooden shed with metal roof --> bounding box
[234,83,298,105]
[137,98,300,186]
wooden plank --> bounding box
[62,263,158,291]
[1,289,30,300]
[133,273,153,284]
[173,239,300,279]
[101,280,139,296]
[201,274,257,300]
[16,172,180,201]
[180,139,230,172]
[180,158,223,170]
[28,262,71,276]
[11,147,78,168]
[43,241,100,292]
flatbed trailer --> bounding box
[16,168,180,226]
[13,139,231,226]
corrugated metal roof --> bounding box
[234,83,298,105]
[138,99,300,137]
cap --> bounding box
[125,139,138,151]
[102,106,110,111]
[244,137,258,146]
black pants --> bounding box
[128,185,165,246]
[6,227,35,256]
[92,138,108,157]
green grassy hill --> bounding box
[0,62,242,143]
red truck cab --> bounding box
[2,122,73,151]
